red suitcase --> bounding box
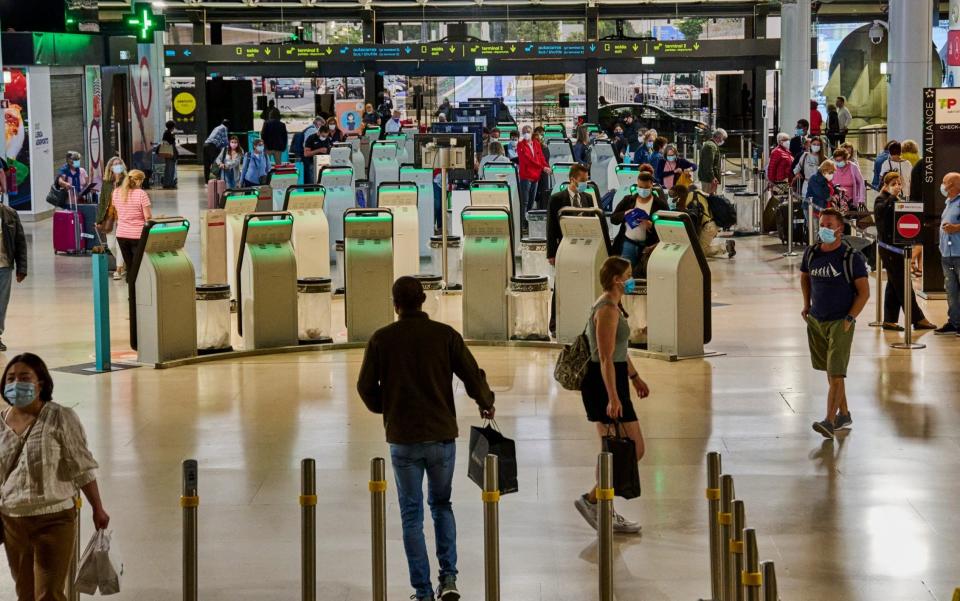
[207,179,226,209]
[53,209,85,254]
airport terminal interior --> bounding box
[1,0,960,600]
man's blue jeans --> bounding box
[943,256,960,328]
[390,441,457,598]
[0,267,11,335]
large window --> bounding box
[598,18,743,41]
[381,20,584,43]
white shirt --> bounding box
[879,158,912,196]
[838,106,853,131]
[625,197,654,242]
[385,119,402,134]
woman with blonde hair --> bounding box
[98,156,127,280]
[113,169,152,284]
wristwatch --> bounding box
[844,315,856,324]
[629,373,640,381]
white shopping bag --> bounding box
[75,530,123,595]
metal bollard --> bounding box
[598,452,614,601]
[869,241,883,327]
[742,528,761,601]
[807,204,816,246]
[370,458,388,601]
[718,474,735,601]
[301,458,317,601]
[700,452,723,601]
[483,454,501,601]
[740,135,747,185]
[760,561,778,601]
[730,501,746,601]
[783,191,797,257]
[67,496,81,601]
[181,459,199,601]
[891,247,925,350]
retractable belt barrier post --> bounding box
[483,454,501,601]
[181,459,199,601]
[730,500,746,601]
[718,474,735,601]
[891,247,925,350]
[67,496,81,601]
[598,452,614,601]
[869,241,883,327]
[783,191,797,257]
[370,458,388,601]
[760,561,778,601]
[807,205,816,246]
[742,528,761,601]
[301,458,317,601]
[701,452,723,601]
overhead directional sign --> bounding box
[163,38,782,64]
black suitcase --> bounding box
[776,200,807,246]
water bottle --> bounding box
[357,189,366,208]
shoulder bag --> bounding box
[553,320,592,391]
[0,416,37,545]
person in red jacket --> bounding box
[517,125,552,217]
[767,132,795,189]
[809,100,823,136]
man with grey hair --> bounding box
[698,128,726,194]
[935,172,960,336]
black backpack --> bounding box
[705,193,737,229]
[802,240,865,286]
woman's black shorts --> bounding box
[580,361,638,424]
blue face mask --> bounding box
[72,160,81,168]
[254,146,263,154]
[818,226,837,244]
[623,278,637,294]
[835,160,846,169]
[795,128,804,136]
[4,382,36,408]
[668,198,678,210]
[637,187,652,199]
[577,182,590,193]
[646,141,654,149]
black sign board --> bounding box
[920,88,960,294]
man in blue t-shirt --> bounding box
[800,208,870,439]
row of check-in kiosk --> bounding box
[133,130,713,367]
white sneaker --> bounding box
[612,512,641,534]
[112,270,123,281]
[574,494,598,530]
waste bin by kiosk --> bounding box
[386,134,409,165]
[469,180,521,255]
[136,218,198,364]
[376,182,420,278]
[222,189,261,302]
[269,165,299,211]
[343,209,395,343]
[399,165,437,256]
[319,165,355,264]
[236,212,299,350]
[369,141,399,205]
[555,207,611,343]
[283,185,330,279]
[590,140,617,196]
[646,211,712,360]
[479,164,523,245]
[461,206,515,341]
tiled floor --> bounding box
[1,167,958,600]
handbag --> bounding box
[467,420,518,494]
[553,322,591,391]
[601,421,641,499]
[676,170,694,188]
[46,184,69,209]
[97,204,117,234]
[157,142,174,159]
[0,417,37,545]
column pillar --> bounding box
[779,0,811,135]
[888,0,934,142]
[947,0,960,86]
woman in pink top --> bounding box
[829,148,865,209]
[112,169,152,284]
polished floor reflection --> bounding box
[1,171,958,600]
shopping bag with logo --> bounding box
[601,422,641,499]
[467,420,518,495]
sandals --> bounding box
[882,323,905,332]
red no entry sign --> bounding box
[896,213,922,239]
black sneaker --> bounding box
[934,323,958,335]
[834,412,853,430]
[813,419,835,439]
[726,240,737,258]
[437,577,460,601]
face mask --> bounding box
[781,141,790,149]
[824,172,834,182]
[230,142,238,149]
[72,160,80,168]
[646,141,654,149]
[522,133,532,141]
[254,146,263,154]
[614,131,623,137]
[811,144,821,153]
[835,161,846,169]
[622,278,637,295]
[666,154,676,161]
[637,187,652,199]
[941,184,950,197]
[318,136,327,142]
[329,124,336,130]
[818,226,837,244]
[796,129,804,136]
[577,182,589,193]
[4,382,36,408]
[668,198,678,210]
[111,164,125,175]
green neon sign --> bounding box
[463,213,508,221]
[126,2,165,42]
[345,215,392,223]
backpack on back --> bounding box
[706,193,737,229]
[802,239,865,287]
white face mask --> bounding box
[811,144,821,153]
[781,141,790,149]
[824,172,835,182]
[522,133,532,141]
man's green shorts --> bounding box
[806,316,855,377]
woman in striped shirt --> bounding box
[113,169,152,284]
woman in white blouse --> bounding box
[0,353,109,600]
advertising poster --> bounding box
[171,85,197,134]
[2,68,32,211]
[920,87,960,295]
[84,66,103,187]
[129,41,164,174]
[336,99,363,134]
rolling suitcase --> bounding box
[207,179,226,209]
[776,200,807,246]
[77,203,99,251]
[53,210,85,254]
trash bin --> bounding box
[195,284,232,353]
[297,277,333,344]
[508,275,550,341]
[527,210,547,239]
[333,240,345,295]
[430,235,462,290]
[520,238,550,279]
[413,274,443,318]
[622,280,647,348]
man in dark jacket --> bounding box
[260,114,288,167]
[0,202,27,351]
[357,276,495,601]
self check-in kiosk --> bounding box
[343,209,395,343]
[283,185,330,279]
[236,212,299,350]
[555,208,611,343]
[470,180,521,255]
[461,206,515,341]
[376,182,420,278]
[547,139,575,167]
[360,126,381,168]
[551,162,577,191]
[269,167,300,211]
[340,139,366,179]
[329,144,355,174]
[590,140,617,196]
[646,211,712,360]
[481,162,522,236]
[319,165,355,263]
[399,165,436,256]
[369,141,400,206]
[223,189,261,301]
[136,218,197,364]
[386,134,410,165]
[615,164,640,189]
